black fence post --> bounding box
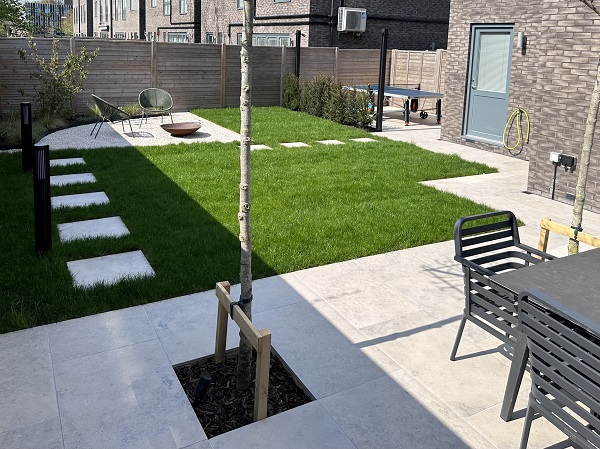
[33,144,52,253]
[295,30,301,78]
[375,28,389,133]
[21,102,33,171]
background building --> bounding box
[24,0,72,36]
[74,0,449,49]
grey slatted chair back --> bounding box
[90,94,134,138]
[518,290,600,449]
[138,88,173,126]
[450,211,555,361]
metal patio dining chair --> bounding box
[518,289,600,449]
[90,94,134,139]
[450,210,555,361]
[138,88,173,127]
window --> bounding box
[252,33,290,47]
[151,0,156,7]
[99,0,102,21]
[114,0,118,20]
[163,0,170,15]
[130,0,134,10]
[168,32,187,42]
[217,32,222,44]
[236,32,242,44]
[179,0,186,13]
[205,32,214,44]
[237,0,242,8]
[122,0,126,19]
[114,32,125,39]
[274,0,290,2]
[94,1,97,17]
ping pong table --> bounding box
[355,84,443,126]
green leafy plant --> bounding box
[284,74,372,129]
[18,38,99,120]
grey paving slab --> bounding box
[67,250,155,288]
[250,144,271,151]
[359,310,515,418]
[51,191,109,209]
[0,417,63,449]
[280,142,310,148]
[465,390,571,449]
[54,339,206,449]
[49,305,158,363]
[144,291,241,366]
[50,173,96,186]
[146,275,315,366]
[181,441,213,449]
[319,370,496,449]
[0,327,58,434]
[58,216,130,242]
[252,300,400,399]
[50,157,86,167]
[209,402,357,449]
[317,139,344,145]
[292,260,422,329]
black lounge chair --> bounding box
[138,88,173,127]
[90,94,134,139]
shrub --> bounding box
[283,74,372,129]
[18,38,99,120]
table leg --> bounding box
[436,99,442,124]
[500,331,528,422]
[404,99,410,125]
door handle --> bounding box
[471,79,476,89]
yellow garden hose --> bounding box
[503,108,530,155]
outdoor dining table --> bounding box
[491,247,600,422]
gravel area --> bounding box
[38,112,241,150]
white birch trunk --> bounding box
[236,0,254,392]
[569,55,600,255]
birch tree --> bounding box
[569,0,600,254]
[236,0,254,392]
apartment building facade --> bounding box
[73,0,449,50]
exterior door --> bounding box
[464,25,514,144]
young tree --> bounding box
[569,0,600,254]
[236,0,254,392]
[0,0,31,35]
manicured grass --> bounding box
[0,107,496,333]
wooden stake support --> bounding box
[538,217,600,252]
[214,281,271,421]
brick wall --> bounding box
[441,0,600,212]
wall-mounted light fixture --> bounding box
[517,31,527,55]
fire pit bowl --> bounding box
[161,122,202,137]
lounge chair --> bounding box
[138,88,173,127]
[90,94,134,139]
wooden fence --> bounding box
[0,37,446,115]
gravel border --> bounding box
[37,112,241,150]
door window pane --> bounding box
[475,32,510,93]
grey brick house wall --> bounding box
[441,0,600,212]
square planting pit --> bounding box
[174,347,314,438]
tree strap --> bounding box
[231,295,253,319]
[571,225,583,240]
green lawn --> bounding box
[0,107,496,333]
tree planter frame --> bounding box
[214,281,271,421]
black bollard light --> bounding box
[21,102,33,171]
[33,144,52,253]
[295,30,301,78]
[375,29,389,133]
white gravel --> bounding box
[37,112,241,150]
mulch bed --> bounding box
[174,349,313,438]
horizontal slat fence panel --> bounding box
[0,37,445,114]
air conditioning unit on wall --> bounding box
[337,7,367,33]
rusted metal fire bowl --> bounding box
[160,122,202,137]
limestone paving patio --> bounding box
[2,111,600,449]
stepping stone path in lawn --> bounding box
[49,157,86,167]
[49,156,155,287]
[317,140,345,145]
[50,173,96,187]
[58,216,130,243]
[250,144,272,151]
[350,138,378,143]
[67,250,155,288]
[281,142,311,148]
